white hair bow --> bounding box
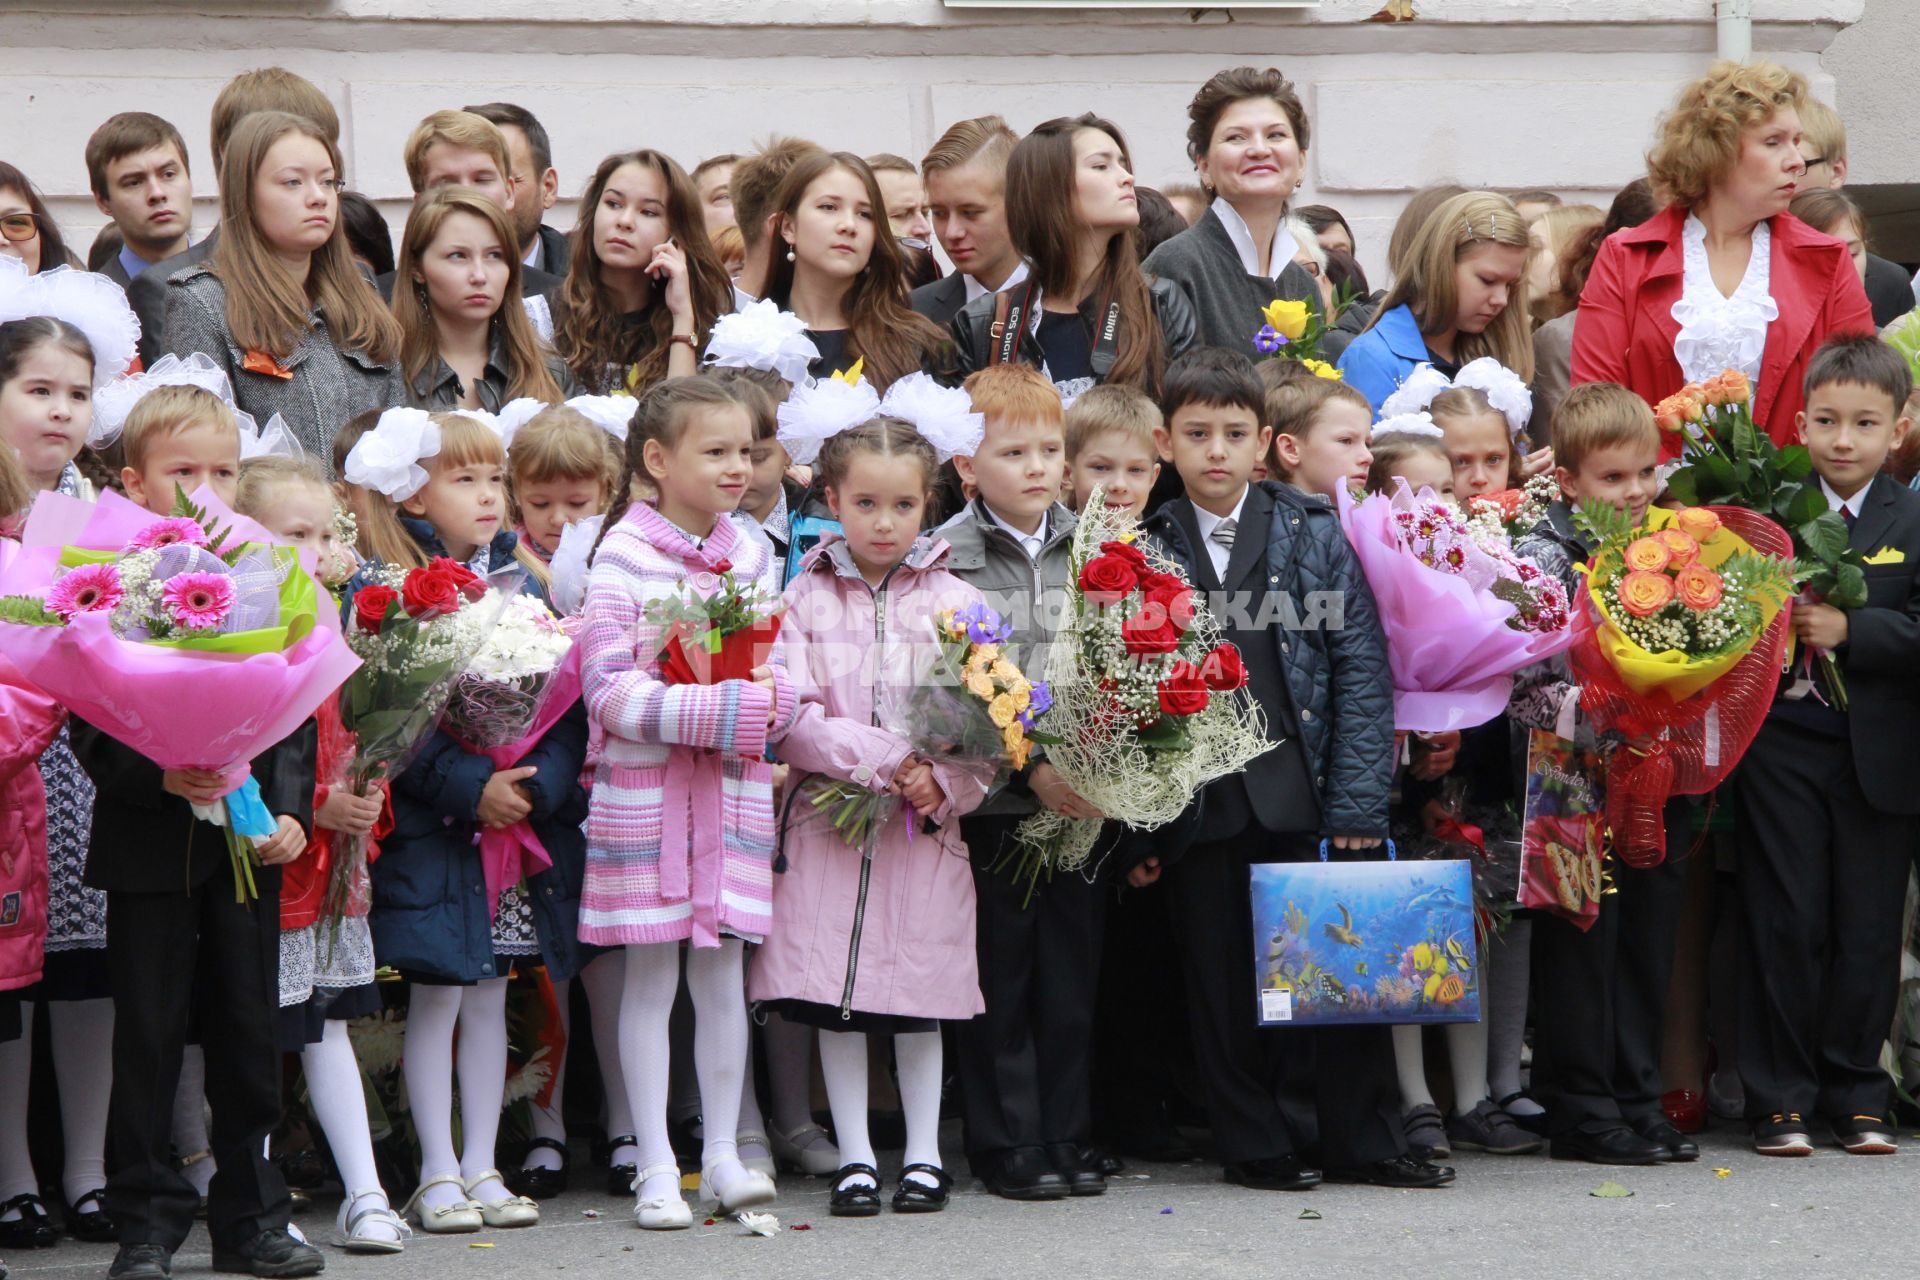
[239,413,303,461]
[776,367,880,466]
[89,352,238,449]
[1381,358,1532,441]
[343,407,442,500]
[877,372,985,462]
[704,299,820,387]
[0,258,141,389]
[1370,411,1444,440]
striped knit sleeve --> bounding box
[579,533,775,757]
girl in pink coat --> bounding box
[750,396,990,1219]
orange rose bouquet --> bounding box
[1567,501,1795,865]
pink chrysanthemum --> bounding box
[127,517,209,552]
[160,571,234,631]
[45,563,124,621]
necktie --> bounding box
[1212,517,1237,550]
[1842,506,1857,530]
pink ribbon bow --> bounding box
[475,649,582,920]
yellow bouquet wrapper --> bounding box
[1579,507,1787,703]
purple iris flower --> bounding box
[1254,324,1286,355]
[955,601,1011,645]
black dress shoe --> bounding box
[828,1163,883,1218]
[1045,1142,1106,1196]
[1326,1155,1456,1188]
[891,1164,952,1214]
[1222,1154,1322,1191]
[1549,1124,1665,1166]
[1081,1144,1126,1179]
[505,1137,572,1199]
[65,1188,116,1243]
[0,1194,58,1249]
[1632,1117,1700,1163]
[983,1147,1069,1201]
[600,1133,639,1196]
[108,1244,173,1280]
[210,1229,325,1278]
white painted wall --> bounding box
[0,0,1878,284]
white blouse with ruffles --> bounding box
[1670,213,1777,386]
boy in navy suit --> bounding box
[1734,333,1920,1157]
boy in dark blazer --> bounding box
[1129,348,1446,1190]
[1734,333,1920,1158]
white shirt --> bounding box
[1191,488,1250,582]
[523,237,543,271]
[962,260,1032,306]
[984,503,1047,561]
[732,284,758,313]
[1212,197,1297,282]
[1671,213,1777,386]
[1820,475,1870,521]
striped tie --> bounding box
[1212,517,1237,550]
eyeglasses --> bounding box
[0,212,40,243]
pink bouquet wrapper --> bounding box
[0,486,359,777]
[1337,485,1577,732]
[460,646,582,920]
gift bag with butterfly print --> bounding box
[1518,730,1609,931]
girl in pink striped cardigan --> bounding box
[578,378,797,1229]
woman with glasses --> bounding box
[0,164,77,275]
[160,110,403,464]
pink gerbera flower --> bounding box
[126,517,209,552]
[45,563,124,621]
[160,571,234,631]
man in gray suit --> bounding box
[85,112,194,289]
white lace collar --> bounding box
[1213,197,1297,282]
[1670,213,1777,386]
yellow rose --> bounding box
[966,670,996,700]
[988,693,1018,728]
[1010,677,1032,708]
[1623,536,1672,573]
[1261,297,1311,341]
[1007,735,1032,771]
[1004,719,1026,746]
[989,659,1020,683]
[1300,358,1344,381]
[967,644,999,668]
[1654,528,1701,568]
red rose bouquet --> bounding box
[1004,489,1269,891]
[645,557,783,685]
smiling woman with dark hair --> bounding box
[1142,67,1321,358]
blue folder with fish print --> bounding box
[1250,842,1480,1027]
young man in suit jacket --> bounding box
[1129,348,1449,1191]
[1733,334,1920,1159]
[910,115,1029,328]
[85,112,194,290]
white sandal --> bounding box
[335,1187,410,1254]
[633,1162,691,1230]
[698,1155,776,1213]
[401,1173,482,1234]
[462,1169,539,1228]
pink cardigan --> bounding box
[0,657,64,992]
[749,537,988,1021]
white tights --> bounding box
[817,1030,944,1189]
[619,941,752,1203]
[0,999,114,1216]
[404,979,511,1210]
[302,1018,396,1238]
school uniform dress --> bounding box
[1138,482,1404,1171]
[1142,198,1321,359]
[1732,472,1920,1126]
[72,720,315,1254]
[1570,204,1873,452]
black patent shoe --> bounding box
[1044,1142,1106,1196]
[983,1147,1068,1201]
[600,1134,639,1196]
[891,1164,952,1213]
[1081,1144,1126,1178]
[0,1195,58,1249]
[1549,1123,1665,1166]
[1223,1154,1322,1191]
[1632,1117,1700,1163]
[209,1229,324,1278]
[64,1189,115,1243]
[828,1164,882,1218]
[1326,1155,1456,1188]
[506,1137,572,1199]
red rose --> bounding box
[1099,540,1148,570]
[401,566,461,618]
[353,584,398,635]
[1078,553,1139,604]
[1157,661,1211,717]
[714,558,733,575]
[427,556,487,601]
[1143,580,1196,632]
[1121,612,1181,655]
[1198,643,1248,692]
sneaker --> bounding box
[1447,1100,1543,1155]
[1752,1113,1814,1157]
[1401,1103,1450,1159]
[1833,1116,1898,1155]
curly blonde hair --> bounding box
[1646,60,1809,209]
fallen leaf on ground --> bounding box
[1590,1180,1633,1198]
[1299,1209,1322,1220]
[469,1242,496,1248]
[1713,1167,1732,1178]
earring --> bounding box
[785,247,796,262]
[414,282,430,312]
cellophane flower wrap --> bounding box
[1568,501,1795,866]
[0,486,360,900]
[1338,478,1576,732]
[801,601,1051,849]
[441,592,582,918]
[645,555,783,686]
[328,557,512,926]
[1005,489,1268,893]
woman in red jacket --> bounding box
[1571,60,1873,453]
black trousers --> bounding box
[1091,873,1193,1145]
[954,814,1106,1165]
[1731,720,1916,1123]
[104,880,290,1252]
[1166,832,1403,1168]
[1529,802,1688,1136]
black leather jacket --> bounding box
[947,275,1199,387]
